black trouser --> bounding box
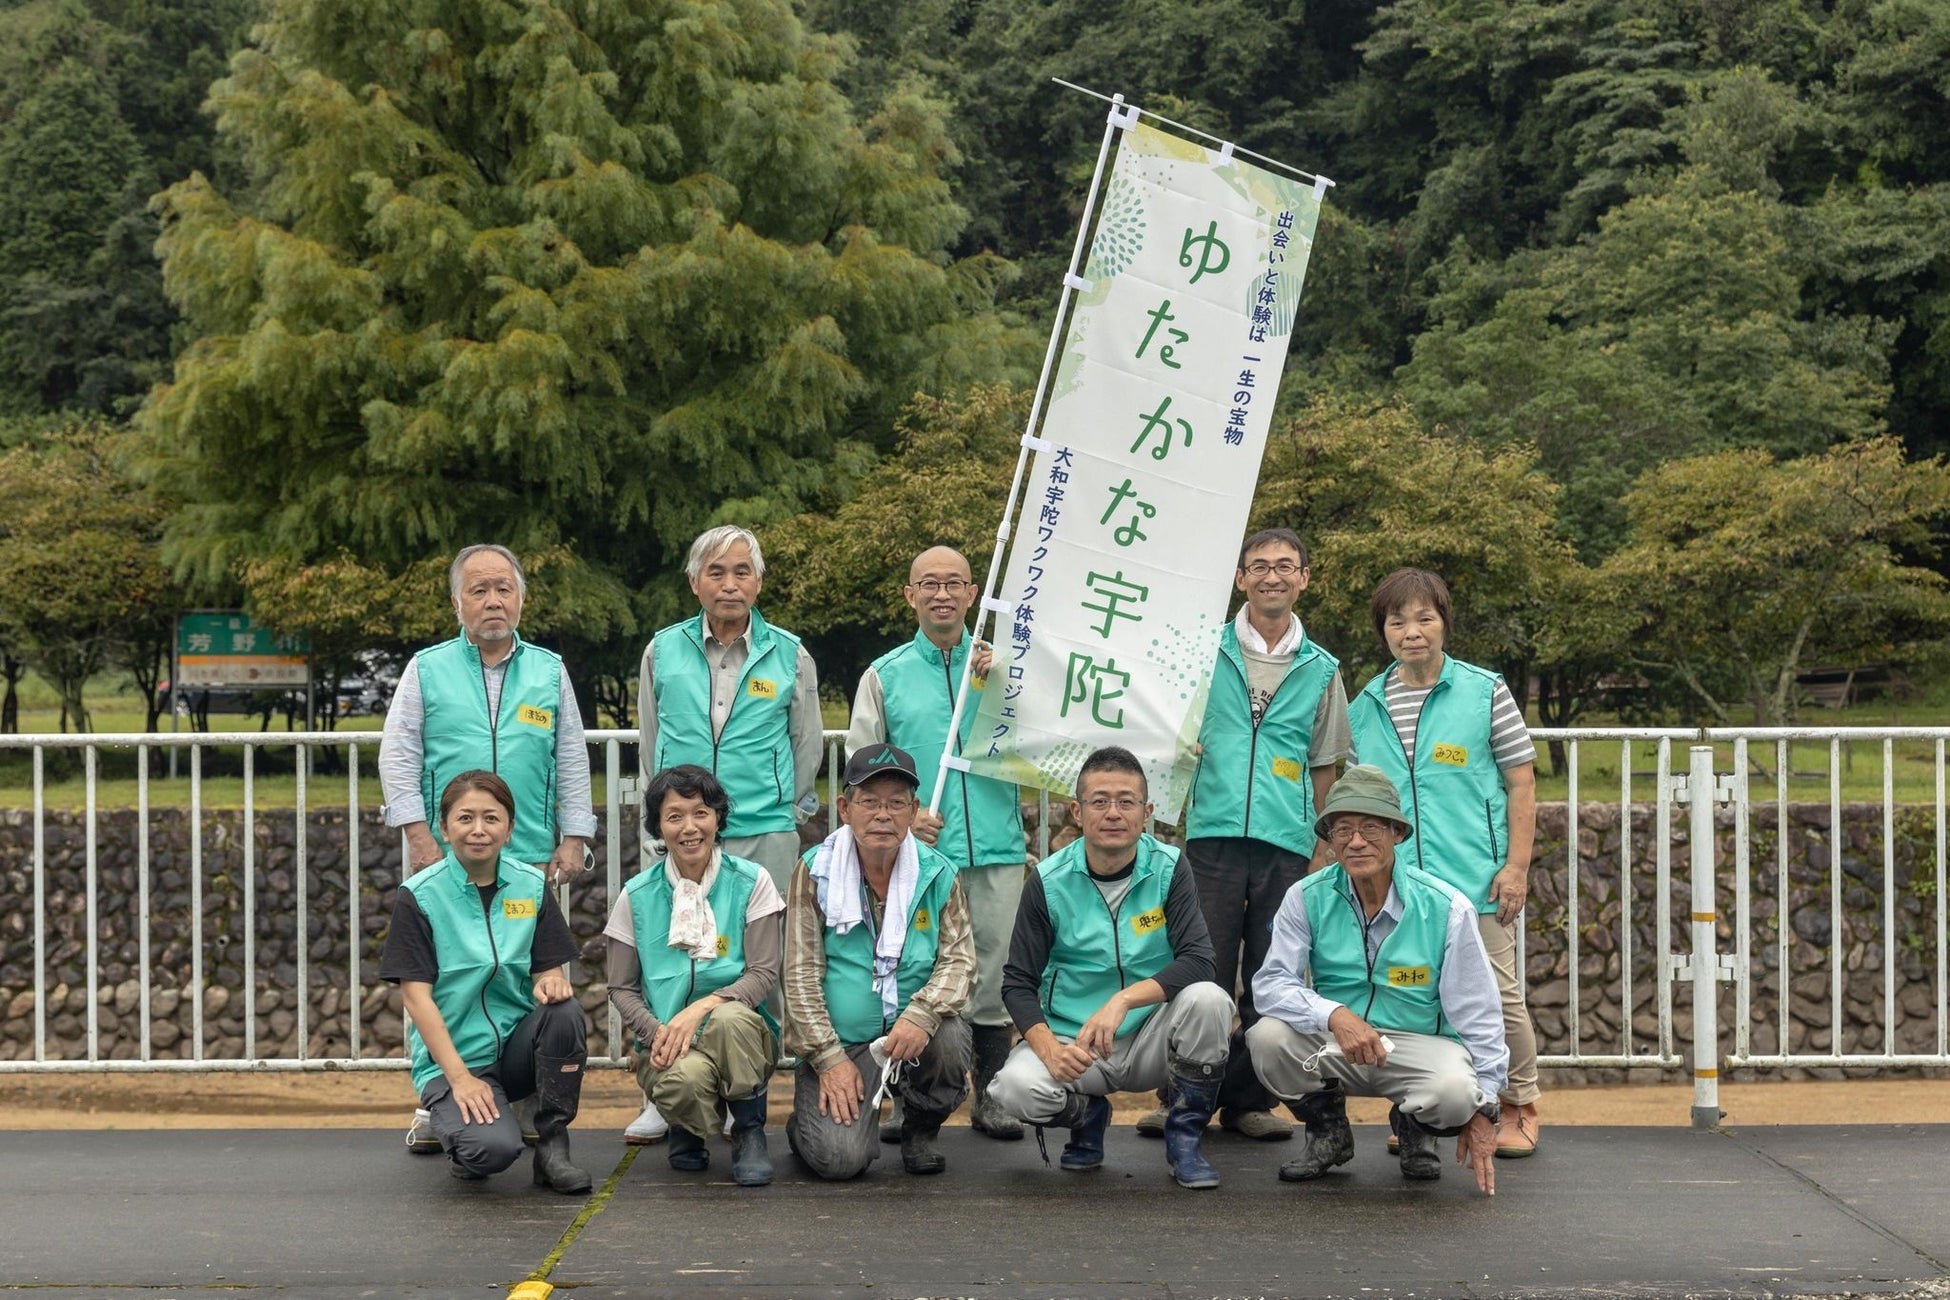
[420,999,587,1177]
[1184,835,1310,1115]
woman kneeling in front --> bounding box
[606,764,783,1186]
[380,770,592,1193]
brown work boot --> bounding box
[1495,1100,1540,1158]
[1220,1107,1295,1141]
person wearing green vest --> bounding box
[379,543,597,1154]
[781,743,976,1180]
[631,524,822,1145]
[989,746,1234,1190]
[1157,528,1352,1143]
[1348,567,1542,1157]
[848,544,1027,1144]
[379,770,592,1194]
[605,765,783,1187]
[1245,765,1507,1195]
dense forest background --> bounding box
[2,0,1948,735]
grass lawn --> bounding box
[7,680,1950,810]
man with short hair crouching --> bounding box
[781,743,976,1179]
[989,745,1233,1189]
[1246,764,1508,1195]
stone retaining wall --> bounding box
[1,801,1941,1080]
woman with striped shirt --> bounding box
[1347,568,1542,1158]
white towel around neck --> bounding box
[809,825,920,1022]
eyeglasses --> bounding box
[850,797,913,815]
[1081,795,1144,814]
[910,579,972,594]
[1242,560,1303,577]
[1326,818,1394,844]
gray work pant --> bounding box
[1245,1017,1482,1131]
[420,998,587,1178]
[962,863,1026,1028]
[987,981,1232,1124]
[720,829,801,1025]
[785,1016,972,1180]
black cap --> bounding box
[843,742,921,790]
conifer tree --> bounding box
[139,0,1027,639]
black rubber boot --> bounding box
[529,1055,593,1195]
[900,1107,949,1175]
[1163,1070,1222,1190]
[726,1090,772,1187]
[667,1126,709,1171]
[968,1025,1025,1141]
[1391,1104,1441,1181]
[1279,1081,1355,1182]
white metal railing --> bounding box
[1,726,1944,1124]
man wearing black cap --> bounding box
[780,742,977,1179]
[1246,764,1508,1195]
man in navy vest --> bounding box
[379,543,597,1153]
[780,743,976,1180]
[633,524,823,1143]
[1246,764,1507,1195]
[989,746,1234,1190]
[848,544,1026,1143]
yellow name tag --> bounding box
[715,934,730,957]
[1269,756,1302,782]
[1432,743,1468,767]
[516,704,552,729]
[748,678,777,699]
[1131,906,1166,936]
[912,907,932,932]
[1388,965,1431,986]
[502,898,537,919]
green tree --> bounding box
[139,0,1031,666]
[0,421,183,732]
[1589,439,1950,725]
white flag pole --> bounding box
[928,88,1137,817]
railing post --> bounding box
[1688,744,1721,1129]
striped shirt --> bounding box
[1383,666,1535,770]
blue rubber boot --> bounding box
[1164,1072,1222,1190]
[1056,1094,1110,1171]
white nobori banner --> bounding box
[965,119,1325,819]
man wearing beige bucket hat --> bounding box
[1244,764,1508,1195]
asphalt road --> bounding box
[2,1123,1945,1299]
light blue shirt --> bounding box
[1253,869,1509,1103]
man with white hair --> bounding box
[379,542,598,1152]
[631,524,822,1142]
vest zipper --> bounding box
[1392,672,1443,874]
[479,880,505,1060]
[1347,882,1383,1025]
[940,646,975,866]
[1485,799,1499,871]
[1236,643,1303,841]
[1097,886,1131,994]
[478,658,499,774]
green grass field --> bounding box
[6,677,1950,809]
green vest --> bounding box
[1348,656,1509,914]
[401,852,548,1092]
[1301,862,1461,1041]
[649,609,802,837]
[868,628,1024,869]
[622,852,778,1038]
[1035,834,1179,1040]
[1185,623,1339,856]
[415,633,563,865]
[806,840,960,1044]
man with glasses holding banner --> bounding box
[1149,527,1351,1142]
[848,545,1027,1144]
